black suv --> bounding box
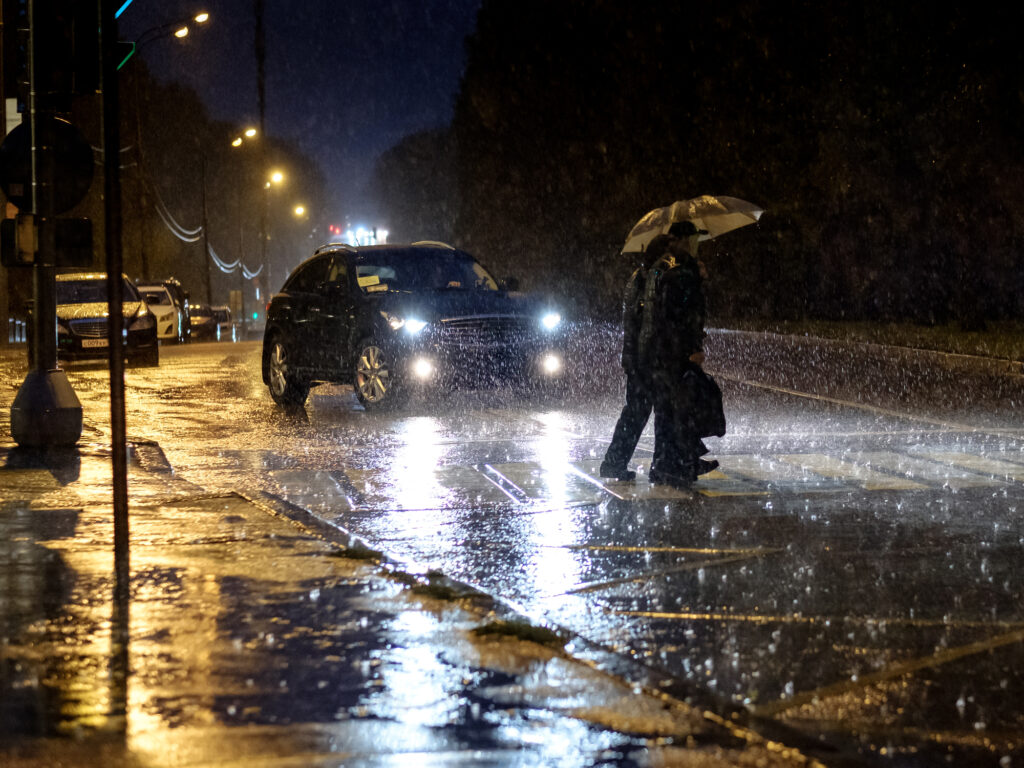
[261,242,566,407]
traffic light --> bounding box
[3,0,100,112]
[37,0,100,104]
[2,0,28,107]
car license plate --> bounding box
[81,338,108,348]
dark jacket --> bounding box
[620,266,646,371]
[638,253,705,371]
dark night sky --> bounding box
[119,0,482,224]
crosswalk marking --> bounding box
[857,451,999,489]
[266,448,1022,513]
[919,452,1024,482]
[776,453,927,490]
[987,450,1024,467]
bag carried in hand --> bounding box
[681,367,726,437]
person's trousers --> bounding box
[601,369,652,470]
[649,366,707,480]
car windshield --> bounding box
[141,290,172,305]
[354,249,498,294]
[192,307,213,317]
[57,277,140,304]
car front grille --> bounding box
[438,316,534,348]
[70,319,107,338]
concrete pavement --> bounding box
[0,438,834,768]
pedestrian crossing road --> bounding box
[267,447,1024,515]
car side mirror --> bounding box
[499,277,519,292]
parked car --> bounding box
[262,242,566,407]
[138,277,191,342]
[212,305,236,341]
[188,303,218,341]
[56,272,159,366]
[137,283,186,343]
[161,278,192,339]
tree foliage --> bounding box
[69,62,327,306]
[373,0,1024,323]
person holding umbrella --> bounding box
[598,234,671,481]
[613,194,763,487]
[638,220,718,488]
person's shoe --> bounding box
[697,459,719,476]
[599,461,636,481]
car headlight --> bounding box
[129,310,156,331]
[540,311,562,331]
[382,312,428,335]
[57,320,70,335]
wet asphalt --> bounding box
[2,330,1023,766]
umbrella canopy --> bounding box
[622,195,764,253]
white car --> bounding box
[138,284,187,343]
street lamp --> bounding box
[118,12,211,70]
[230,128,257,147]
[124,11,212,281]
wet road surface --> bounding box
[3,335,1024,765]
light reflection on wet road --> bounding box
[6,339,1024,764]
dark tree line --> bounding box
[117,63,327,305]
[370,0,1024,324]
[32,62,328,310]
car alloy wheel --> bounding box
[267,338,309,405]
[354,342,392,405]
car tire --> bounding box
[266,336,310,406]
[353,338,402,409]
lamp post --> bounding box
[262,169,285,313]
[125,11,210,281]
[228,129,263,333]
[120,12,210,69]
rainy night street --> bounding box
[3,331,1024,766]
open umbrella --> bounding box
[622,195,764,253]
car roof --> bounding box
[283,242,468,286]
[56,272,130,281]
[312,241,457,258]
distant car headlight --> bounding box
[540,352,562,375]
[411,357,435,379]
[540,312,562,331]
[129,310,156,331]
[382,312,428,334]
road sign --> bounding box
[0,116,94,214]
[1,215,92,267]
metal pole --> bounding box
[237,182,245,334]
[201,155,211,305]
[132,68,148,280]
[28,0,56,373]
[255,0,268,310]
[9,0,83,448]
[101,0,129,573]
